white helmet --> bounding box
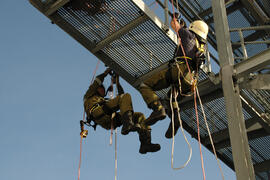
[189,20,209,42]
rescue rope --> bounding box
[114,128,118,180]
[170,1,206,178]
[172,2,224,178]
[78,57,101,180]
[107,75,118,180]
[170,86,192,170]
[109,78,115,145]
[196,87,225,180]
[193,86,206,180]
[90,60,101,84]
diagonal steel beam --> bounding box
[29,0,45,12]
[205,1,241,24]
[239,74,270,90]
[39,7,137,86]
[203,117,266,146]
[240,0,270,24]
[131,0,177,43]
[91,15,148,53]
[240,92,270,133]
[208,128,268,150]
[235,48,270,79]
[45,0,70,16]
[199,0,238,18]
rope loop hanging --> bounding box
[170,1,205,178]
[170,86,192,170]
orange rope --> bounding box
[194,87,206,180]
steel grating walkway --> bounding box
[30,0,270,179]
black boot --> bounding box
[165,108,180,138]
[145,101,166,126]
[139,130,161,154]
[121,111,140,135]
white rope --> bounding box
[196,87,225,180]
[170,86,192,170]
[175,62,193,97]
[107,77,118,180]
[114,128,118,180]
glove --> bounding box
[173,12,180,19]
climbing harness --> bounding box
[169,86,192,170]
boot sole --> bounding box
[139,145,161,154]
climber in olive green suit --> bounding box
[83,68,137,135]
[139,15,209,138]
[83,68,160,154]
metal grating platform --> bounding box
[29,0,270,179]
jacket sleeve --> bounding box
[83,72,107,100]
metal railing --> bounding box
[230,25,270,60]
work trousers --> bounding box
[90,93,133,130]
[139,63,193,106]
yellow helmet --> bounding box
[189,20,209,42]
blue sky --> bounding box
[0,1,236,180]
